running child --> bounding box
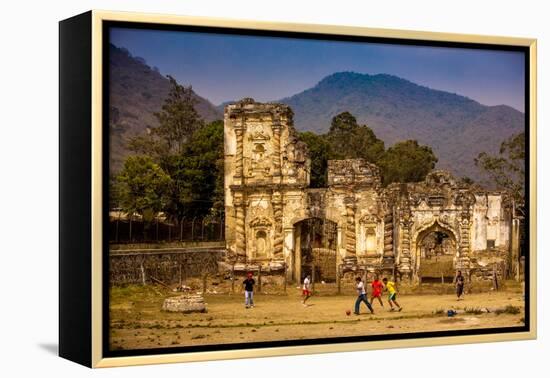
[382,277,402,311]
[370,274,384,308]
[302,274,312,306]
[354,277,374,315]
[243,272,255,309]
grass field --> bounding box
[109,283,525,351]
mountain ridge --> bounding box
[278,71,524,182]
[108,44,223,173]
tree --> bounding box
[326,112,385,163]
[126,75,209,221]
[299,131,330,188]
[171,120,225,219]
[378,140,438,186]
[475,132,525,205]
[117,156,172,228]
[128,75,204,164]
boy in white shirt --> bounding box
[354,276,374,315]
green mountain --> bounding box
[280,71,524,183]
[108,44,223,173]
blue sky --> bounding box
[110,27,525,112]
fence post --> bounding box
[178,262,182,286]
[201,219,205,240]
[140,257,146,286]
[191,217,196,240]
[180,217,184,241]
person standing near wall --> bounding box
[243,272,256,308]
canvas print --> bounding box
[106,25,528,354]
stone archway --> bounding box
[293,218,338,283]
[413,221,458,283]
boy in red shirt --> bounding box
[370,274,384,308]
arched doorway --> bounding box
[293,218,338,283]
[415,222,457,283]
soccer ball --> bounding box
[346,310,351,316]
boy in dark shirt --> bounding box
[243,272,256,308]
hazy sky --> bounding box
[110,27,525,112]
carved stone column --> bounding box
[398,215,413,278]
[458,211,472,270]
[271,120,282,183]
[234,124,244,181]
[344,196,356,256]
[382,209,395,265]
[272,191,284,258]
[233,193,246,262]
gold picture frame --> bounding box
[59,9,537,368]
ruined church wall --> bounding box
[352,189,385,262]
[472,194,510,252]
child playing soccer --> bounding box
[354,277,374,315]
[382,277,402,312]
[302,274,312,306]
[243,272,255,309]
[370,274,384,308]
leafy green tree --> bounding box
[128,75,204,164]
[326,112,385,163]
[171,120,225,219]
[475,132,525,206]
[116,156,172,226]
[378,140,438,186]
[299,131,330,188]
[126,75,210,220]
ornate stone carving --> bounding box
[272,192,284,258]
[359,214,379,224]
[344,196,356,256]
[250,217,272,228]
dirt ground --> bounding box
[109,283,525,351]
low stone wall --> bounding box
[109,248,226,286]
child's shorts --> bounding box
[303,289,311,296]
[388,293,397,301]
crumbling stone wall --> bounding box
[224,99,520,284]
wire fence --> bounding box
[109,213,225,243]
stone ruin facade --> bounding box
[224,99,522,284]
